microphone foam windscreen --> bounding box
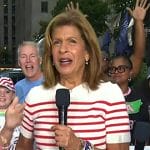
[56,89,70,108]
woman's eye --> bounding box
[52,40,61,46]
[6,90,11,94]
[119,66,125,70]
[118,67,123,71]
[69,39,77,44]
[110,67,115,71]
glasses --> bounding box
[109,65,131,74]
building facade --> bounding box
[0,0,58,66]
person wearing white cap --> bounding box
[0,77,24,150]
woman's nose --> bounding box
[59,42,68,53]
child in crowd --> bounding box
[0,77,24,150]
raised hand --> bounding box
[65,1,79,12]
[5,97,25,129]
[127,0,150,21]
[65,1,88,18]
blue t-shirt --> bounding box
[15,76,44,103]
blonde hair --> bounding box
[43,9,103,90]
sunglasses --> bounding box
[109,65,131,74]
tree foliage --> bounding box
[111,0,136,13]
[36,0,138,40]
[52,0,110,36]
[38,0,110,37]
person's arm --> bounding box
[0,97,24,148]
[127,0,150,78]
[16,134,33,150]
[0,126,14,149]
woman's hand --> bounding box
[65,1,79,12]
[127,0,150,21]
[65,1,88,18]
[51,125,81,150]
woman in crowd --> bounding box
[16,8,130,150]
[109,55,149,150]
[104,0,150,81]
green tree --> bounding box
[111,0,149,85]
[111,0,136,13]
[34,0,110,39]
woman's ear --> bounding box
[85,53,90,62]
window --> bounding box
[12,5,16,14]
[12,0,15,5]
[4,26,8,35]
[12,25,15,36]
[12,36,16,45]
[3,0,8,6]
[4,5,8,14]
[12,16,15,25]
[4,16,8,25]
[3,0,8,14]
[41,1,48,13]
[4,36,8,45]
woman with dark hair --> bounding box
[109,55,149,150]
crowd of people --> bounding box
[0,0,150,150]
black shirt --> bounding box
[125,88,149,149]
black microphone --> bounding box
[56,89,70,150]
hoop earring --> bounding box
[128,77,131,82]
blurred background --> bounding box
[0,0,150,84]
